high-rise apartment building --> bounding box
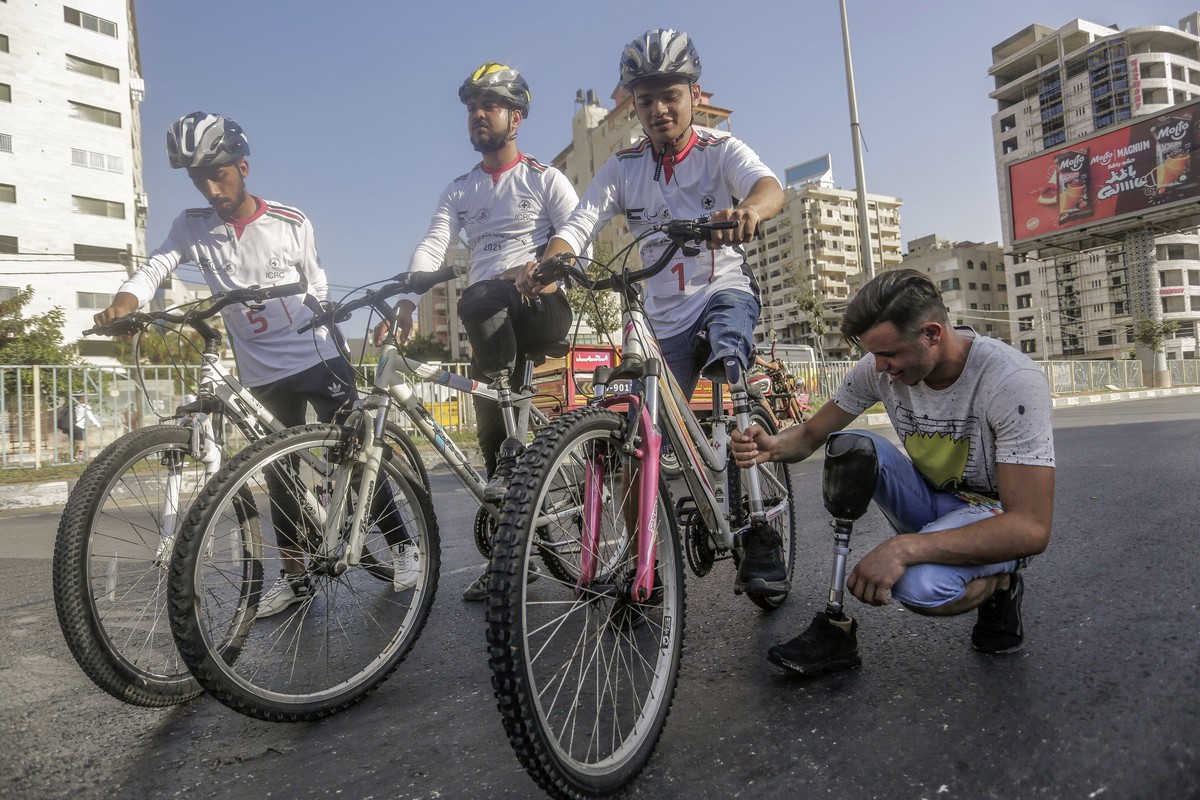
[0,2,154,360]
[745,168,903,360]
[990,13,1200,361]
[414,246,470,362]
[900,235,1011,342]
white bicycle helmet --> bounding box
[619,28,702,90]
[166,112,250,169]
[459,62,532,117]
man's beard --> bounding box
[471,127,510,154]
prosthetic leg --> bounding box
[821,433,879,620]
[767,432,879,674]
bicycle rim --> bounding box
[53,425,207,706]
[489,408,686,798]
[169,423,439,721]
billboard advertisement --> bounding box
[1008,99,1200,249]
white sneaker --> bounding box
[257,570,309,618]
[393,541,420,592]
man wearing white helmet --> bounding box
[377,63,578,601]
[94,111,420,617]
[526,28,787,600]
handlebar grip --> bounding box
[533,253,574,284]
[259,282,306,300]
[393,263,462,297]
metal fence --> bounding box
[2,357,1194,470]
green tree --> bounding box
[796,291,828,360]
[564,242,621,336]
[398,333,450,362]
[1132,317,1179,355]
[0,286,79,365]
[0,286,80,398]
[112,326,207,366]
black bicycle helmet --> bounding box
[458,62,532,117]
[166,112,250,169]
[619,28,702,90]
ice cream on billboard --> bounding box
[1055,149,1093,224]
[1151,112,1193,196]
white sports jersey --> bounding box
[119,198,341,387]
[554,127,778,339]
[404,153,579,301]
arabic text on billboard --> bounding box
[1008,101,1200,244]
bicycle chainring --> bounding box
[473,505,496,559]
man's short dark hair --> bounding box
[841,268,949,348]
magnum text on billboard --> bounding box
[1008,100,1200,245]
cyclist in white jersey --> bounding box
[375,63,577,601]
[94,112,419,617]
[525,28,788,600]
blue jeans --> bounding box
[827,430,1019,609]
[658,289,761,399]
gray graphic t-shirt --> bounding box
[833,329,1055,496]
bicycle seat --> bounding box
[524,341,570,367]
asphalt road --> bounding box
[1,396,1197,800]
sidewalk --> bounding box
[4,385,1196,512]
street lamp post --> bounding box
[839,0,874,281]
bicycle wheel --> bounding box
[52,425,232,706]
[383,419,430,495]
[734,404,797,612]
[168,423,439,721]
[488,407,686,798]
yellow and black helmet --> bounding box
[458,62,531,117]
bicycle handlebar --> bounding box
[297,263,463,334]
[532,217,739,292]
[83,282,306,337]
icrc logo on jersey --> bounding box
[701,194,716,210]
[266,257,288,280]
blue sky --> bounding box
[136,0,1197,298]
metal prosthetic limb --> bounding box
[821,434,878,619]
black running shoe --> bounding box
[734,524,788,597]
[767,612,861,675]
[972,571,1024,654]
[482,454,518,504]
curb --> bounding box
[3,387,1196,511]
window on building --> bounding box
[71,148,124,173]
[66,54,119,82]
[74,243,126,264]
[983,304,992,310]
[1015,271,1031,287]
[982,283,991,291]
[0,34,8,53]
[1000,115,1016,132]
[0,235,16,254]
[1189,270,1200,285]
[72,195,125,219]
[1018,316,1034,332]
[1020,340,1037,354]
[1002,138,1018,155]
[64,6,118,37]
[1016,294,1032,309]
[0,133,10,153]
[966,260,974,270]
[970,303,979,310]
[0,183,14,203]
[76,291,116,309]
[980,262,989,271]
[1114,300,1127,315]
[968,282,977,290]
[1098,329,1116,346]
[0,83,10,102]
[68,100,121,127]
[938,278,961,292]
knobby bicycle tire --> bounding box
[168,423,440,721]
[53,425,219,706]
[487,407,686,799]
